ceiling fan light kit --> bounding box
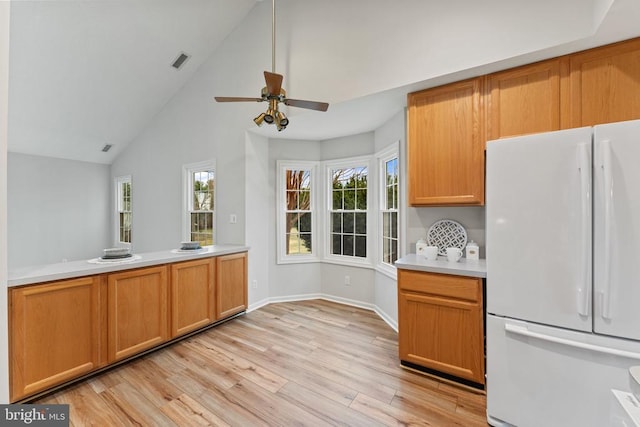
[214,0,328,131]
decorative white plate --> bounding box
[426,219,468,256]
[88,254,141,264]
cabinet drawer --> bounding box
[398,270,481,302]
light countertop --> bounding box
[8,244,250,287]
[395,254,486,278]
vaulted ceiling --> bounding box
[7,0,640,164]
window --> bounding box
[329,162,368,259]
[380,150,399,267]
[115,175,132,245]
[184,161,215,246]
[277,161,318,263]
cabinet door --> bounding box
[398,271,484,385]
[10,276,102,401]
[563,37,640,128]
[170,258,215,337]
[486,59,561,141]
[407,78,484,206]
[108,266,169,362]
[216,252,248,320]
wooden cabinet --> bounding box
[398,269,484,386]
[108,266,169,362]
[216,252,248,320]
[563,38,640,128]
[407,77,485,206]
[486,59,561,141]
[171,258,216,338]
[9,276,103,401]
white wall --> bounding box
[8,153,111,268]
[245,132,270,308]
[0,0,10,404]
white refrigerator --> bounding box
[486,119,640,427]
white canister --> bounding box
[465,240,479,261]
[416,239,427,257]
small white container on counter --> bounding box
[465,240,479,261]
[416,239,427,257]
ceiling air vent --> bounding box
[102,144,112,152]
[171,52,190,70]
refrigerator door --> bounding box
[486,127,592,331]
[487,314,640,427]
[594,119,640,340]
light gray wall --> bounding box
[245,132,270,307]
[373,110,406,328]
[321,132,375,160]
[8,153,110,268]
[1,0,10,404]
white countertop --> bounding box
[8,244,250,287]
[395,254,486,278]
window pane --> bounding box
[355,213,367,234]
[299,190,311,210]
[286,190,298,210]
[356,189,367,210]
[391,239,398,264]
[332,213,342,233]
[190,212,213,246]
[355,236,367,258]
[383,237,391,264]
[332,190,343,210]
[391,212,398,238]
[343,189,355,210]
[383,212,390,237]
[343,212,354,234]
[343,235,354,256]
[299,212,312,233]
[332,234,342,255]
[299,233,312,253]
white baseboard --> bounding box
[248,293,398,332]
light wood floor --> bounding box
[37,299,488,426]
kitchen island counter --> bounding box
[395,253,486,278]
[8,244,249,287]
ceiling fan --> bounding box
[214,0,329,131]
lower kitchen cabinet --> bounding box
[398,269,484,386]
[171,258,216,337]
[108,265,169,362]
[216,252,248,320]
[9,250,248,401]
[9,276,103,401]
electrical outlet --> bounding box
[344,275,350,285]
[252,280,258,289]
[230,214,237,224]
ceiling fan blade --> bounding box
[284,98,330,112]
[264,71,283,96]
[214,96,263,103]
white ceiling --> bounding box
[7,0,640,164]
[8,0,257,163]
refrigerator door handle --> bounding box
[601,139,613,320]
[577,143,591,317]
[505,323,640,360]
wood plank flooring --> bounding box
[36,299,487,426]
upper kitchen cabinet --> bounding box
[408,78,485,206]
[563,37,640,128]
[486,59,561,141]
